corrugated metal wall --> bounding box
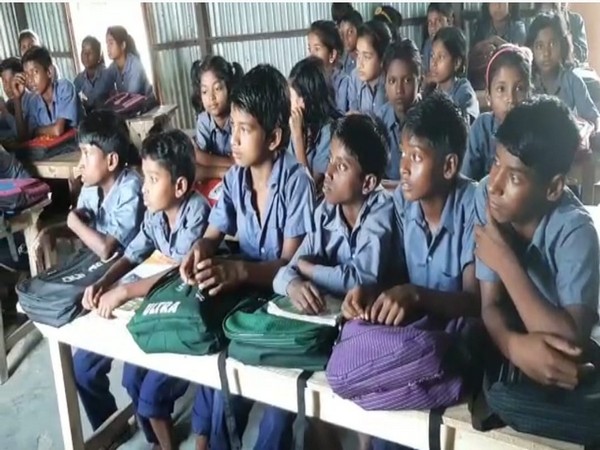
[0,4,19,59]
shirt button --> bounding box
[260,248,265,254]
[427,256,432,263]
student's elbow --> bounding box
[98,240,119,261]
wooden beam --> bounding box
[195,2,212,56]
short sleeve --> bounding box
[272,232,318,295]
[169,196,211,262]
[348,70,359,111]
[455,81,480,123]
[55,80,80,126]
[335,74,350,113]
[311,126,332,175]
[460,200,476,271]
[571,72,600,123]
[104,181,144,247]
[195,113,211,151]
[208,169,238,236]
[461,116,486,180]
[473,179,500,282]
[283,169,316,239]
[124,213,156,264]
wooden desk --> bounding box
[29,151,80,181]
[127,104,178,148]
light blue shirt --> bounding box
[375,102,405,180]
[341,52,357,76]
[440,77,480,124]
[422,38,433,75]
[109,54,153,96]
[273,188,395,296]
[76,168,145,248]
[74,66,115,110]
[461,112,499,181]
[195,112,232,157]
[288,123,332,175]
[209,151,316,261]
[0,146,30,179]
[348,71,386,114]
[332,68,350,113]
[394,175,477,292]
[125,192,211,264]
[27,79,81,133]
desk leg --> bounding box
[48,339,85,450]
[23,212,42,277]
[0,309,7,384]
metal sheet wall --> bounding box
[0,3,19,59]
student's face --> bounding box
[385,59,418,115]
[489,66,530,123]
[106,34,124,60]
[200,70,229,118]
[323,137,365,204]
[430,40,459,84]
[289,86,305,111]
[141,157,180,213]
[230,105,272,168]
[1,70,15,99]
[308,32,335,68]
[340,22,358,53]
[19,36,38,57]
[489,3,510,22]
[399,131,445,201]
[78,144,112,187]
[81,42,100,70]
[487,144,548,224]
[427,11,451,38]
[356,36,381,83]
[533,27,562,75]
[23,61,52,95]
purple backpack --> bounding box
[326,316,473,411]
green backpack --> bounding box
[127,268,249,355]
[223,295,340,371]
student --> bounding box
[308,20,350,113]
[18,29,41,56]
[12,46,81,140]
[462,44,532,181]
[430,27,480,123]
[339,10,363,76]
[421,3,454,76]
[179,64,316,450]
[373,6,403,42]
[74,36,115,113]
[0,58,29,139]
[526,12,600,130]
[536,3,588,64]
[82,129,210,450]
[473,96,598,397]
[471,3,526,48]
[331,2,353,26]
[106,25,153,96]
[348,20,391,114]
[376,39,422,181]
[348,91,480,450]
[191,55,243,177]
[289,56,341,185]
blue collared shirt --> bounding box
[195,112,232,157]
[74,66,115,111]
[341,52,357,76]
[439,77,480,124]
[288,123,332,176]
[348,71,387,114]
[0,145,30,179]
[474,177,600,321]
[27,79,81,133]
[422,38,433,75]
[394,175,477,292]
[331,68,350,113]
[109,54,153,96]
[76,168,145,248]
[375,102,406,180]
[209,151,316,261]
[125,192,211,264]
[461,112,499,181]
[273,188,395,296]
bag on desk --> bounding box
[127,268,244,355]
[0,178,50,213]
[103,92,157,118]
[17,248,119,327]
[14,129,78,162]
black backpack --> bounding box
[17,249,119,327]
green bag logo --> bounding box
[142,301,181,316]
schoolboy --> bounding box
[179,64,316,450]
[80,129,210,450]
[339,10,364,76]
[474,96,599,391]
[12,46,81,140]
[0,57,31,139]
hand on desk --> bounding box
[193,258,247,296]
[366,284,418,326]
[82,283,103,310]
[288,279,325,315]
[96,286,127,319]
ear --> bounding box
[545,174,565,202]
[442,153,459,181]
[106,152,120,172]
[361,173,378,195]
[267,127,283,152]
[331,49,339,64]
[174,176,189,199]
[486,89,491,108]
[454,57,463,74]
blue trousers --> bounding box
[192,386,295,450]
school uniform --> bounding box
[0,114,16,140]
[0,145,30,179]
[534,68,600,124]
[72,168,145,431]
[110,53,153,96]
[192,150,316,450]
[273,188,395,296]
[120,192,211,444]
[331,67,350,113]
[73,65,115,111]
[422,37,433,75]
[348,70,386,114]
[288,123,332,176]
[439,77,480,124]
[471,19,527,47]
[474,176,599,322]
[461,112,499,181]
[567,11,588,63]
[195,112,232,156]
[375,102,405,180]
[341,51,357,76]
[26,79,81,135]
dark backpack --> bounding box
[14,129,78,161]
[17,249,119,327]
[0,178,50,213]
[103,92,157,119]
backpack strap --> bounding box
[428,407,445,450]
[218,350,242,450]
[292,370,313,450]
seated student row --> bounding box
[63,59,598,450]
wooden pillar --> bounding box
[570,3,600,72]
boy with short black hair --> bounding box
[179,64,316,450]
[0,57,30,139]
[12,46,80,140]
[339,10,364,75]
[474,95,599,390]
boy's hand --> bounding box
[368,284,418,326]
[82,283,104,310]
[10,74,26,100]
[180,239,214,285]
[97,286,127,319]
[287,279,325,315]
[194,258,247,296]
[342,286,371,320]
[509,332,583,390]
[474,206,515,274]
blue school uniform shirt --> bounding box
[474,176,599,323]
[422,38,433,75]
[331,68,350,113]
[124,192,211,264]
[568,11,588,63]
[375,102,405,180]
[27,79,81,133]
[471,20,526,47]
[209,150,316,261]
[534,68,600,124]
[195,112,232,156]
[461,112,499,181]
[74,66,115,110]
[273,188,395,296]
[110,54,153,96]
[440,77,480,123]
[348,71,386,114]
[341,52,357,76]
[0,145,30,179]
[394,175,477,292]
[76,168,145,248]
[288,123,332,176]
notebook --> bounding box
[266,294,343,327]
